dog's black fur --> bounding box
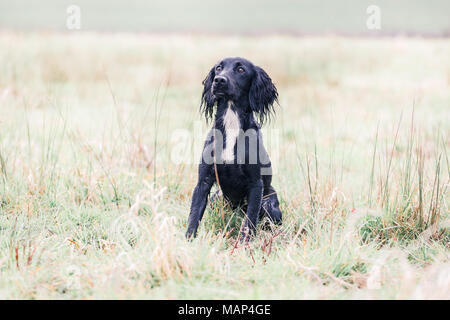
[186,57,282,241]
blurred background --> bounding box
[1,0,449,35]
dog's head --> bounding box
[200,57,278,124]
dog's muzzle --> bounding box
[212,76,228,97]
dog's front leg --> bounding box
[186,174,214,239]
[241,179,263,241]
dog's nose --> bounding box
[213,76,227,85]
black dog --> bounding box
[186,57,282,241]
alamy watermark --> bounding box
[366,5,381,30]
[66,5,81,30]
[170,121,281,175]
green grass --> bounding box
[0,32,448,299]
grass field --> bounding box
[0,32,449,299]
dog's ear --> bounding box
[249,66,278,124]
[200,66,216,122]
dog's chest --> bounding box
[221,102,240,163]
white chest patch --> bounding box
[222,101,240,163]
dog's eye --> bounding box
[237,67,245,73]
[216,65,222,72]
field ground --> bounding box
[0,33,449,299]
